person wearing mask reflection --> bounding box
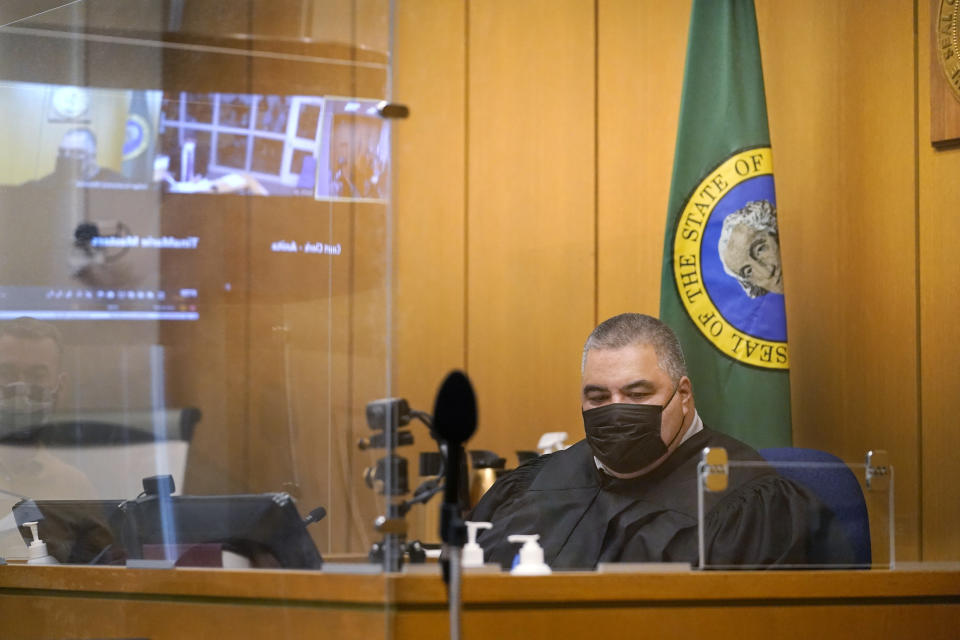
[0,317,94,497]
[0,317,64,436]
[28,127,127,188]
[0,317,97,561]
[472,313,851,569]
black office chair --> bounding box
[0,408,202,499]
[2,407,202,446]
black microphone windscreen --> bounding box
[431,370,477,445]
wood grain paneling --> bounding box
[466,0,597,454]
[393,0,467,411]
[597,1,689,320]
[143,0,956,563]
[930,0,960,145]
[919,0,960,562]
[393,2,931,564]
[162,195,251,496]
[0,595,388,640]
[3,565,960,640]
[756,0,920,560]
[393,0,467,543]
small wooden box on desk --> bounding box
[1,563,958,639]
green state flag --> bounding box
[122,90,156,183]
[659,0,791,448]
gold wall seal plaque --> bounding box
[938,0,960,103]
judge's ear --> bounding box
[677,376,693,415]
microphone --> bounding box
[432,371,477,444]
[432,370,477,522]
[303,506,327,527]
[431,370,477,640]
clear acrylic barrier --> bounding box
[0,0,398,579]
[696,449,894,570]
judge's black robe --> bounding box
[471,427,854,569]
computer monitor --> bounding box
[12,492,323,569]
[116,493,323,569]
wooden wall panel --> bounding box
[393,0,466,542]
[163,197,251,496]
[919,0,960,561]
[152,0,950,562]
[0,594,387,640]
[756,0,920,560]
[597,1,689,321]
[754,0,845,455]
[466,0,596,454]
[393,3,933,564]
[393,0,467,409]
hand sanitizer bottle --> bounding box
[462,521,493,568]
[507,534,551,575]
[23,521,58,565]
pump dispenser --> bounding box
[536,432,568,455]
[23,521,58,565]
[507,534,551,575]
[462,521,492,568]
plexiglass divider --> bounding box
[0,0,396,583]
[696,448,894,570]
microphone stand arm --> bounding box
[440,441,467,640]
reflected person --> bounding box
[28,127,127,188]
[717,200,784,297]
[0,317,64,437]
[0,317,94,496]
[472,313,851,568]
[0,317,96,560]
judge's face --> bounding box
[581,342,693,463]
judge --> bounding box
[472,313,851,569]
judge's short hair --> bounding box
[582,313,687,382]
[0,316,64,357]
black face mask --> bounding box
[582,385,680,474]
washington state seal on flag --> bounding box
[671,147,787,370]
[660,0,791,447]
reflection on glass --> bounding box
[316,98,389,201]
[0,0,393,572]
[184,92,213,123]
[218,94,252,129]
[291,149,311,178]
[256,95,290,133]
[251,138,283,175]
[297,103,322,139]
[696,456,895,569]
[160,92,181,122]
[215,133,248,170]
[0,317,95,562]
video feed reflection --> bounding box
[0,81,389,200]
[324,99,389,200]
